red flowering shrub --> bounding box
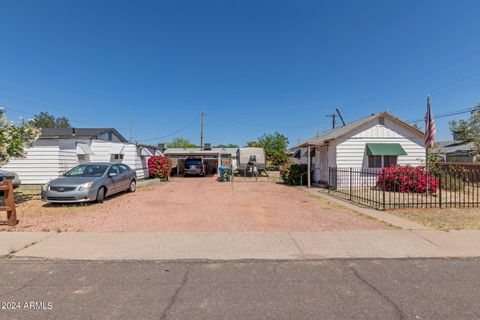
[148,156,172,179]
[376,165,441,193]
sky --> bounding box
[1,0,480,147]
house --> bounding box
[1,128,162,185]
[433,141,478,163]
[295,112,426,185]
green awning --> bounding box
[366,143,407,156]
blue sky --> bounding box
[1,0,479,146]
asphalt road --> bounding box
[0,259,479,320]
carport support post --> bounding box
[307,146,311,188]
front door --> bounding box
[318,146,329,183]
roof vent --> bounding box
[204,143,212,150]
[378,117,385,125]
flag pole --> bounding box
[426,143,429,194]
[425,95,430,194]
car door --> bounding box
[106,165,122,195]
[117,164,131,190]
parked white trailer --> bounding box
[237,147,266,171]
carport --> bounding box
[163,148,237,175]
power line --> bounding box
[208,114,321,129]
[137,114,202,142]
[407,107,476,123]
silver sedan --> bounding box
[41,163,137,203]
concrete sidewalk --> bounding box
[3,230,480,260]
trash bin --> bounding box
[218,166,231,182]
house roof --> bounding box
[299,112,424,147]
[164,147,238,156]
[432,141,475,155]
[40,128,129,142]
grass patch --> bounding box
[308,194,396,229]
[390,207,480,231]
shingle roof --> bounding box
[299,112,423,146]
[40,128,128,142]
[432,141,475,155]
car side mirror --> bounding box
[109,172,117,177]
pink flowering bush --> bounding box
[148,156,172,179]
[376,165,441,193]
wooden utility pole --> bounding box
[200,111,205,150]
[326,113,336,129]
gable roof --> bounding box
[299,112,424,147]
[40,128,129,142]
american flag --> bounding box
[424,95,436,149]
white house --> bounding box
[1,128,162,185]
[294,112,426,185]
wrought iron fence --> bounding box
[328,167,480,210]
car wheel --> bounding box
[96,187,106,203]
[128,180,136,192]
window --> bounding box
[368,155,382,168]
[108,165,120,176]
[368,155,398,168]
[113,154,124,160]
[383,155,398,167]
[378,117,385,125]
[65,165,109,177]
[118,164,129,174]
[77,154,89,163]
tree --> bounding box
[245,141,258,147]
[166,137,197,148]
[31,112,71,128]
[0,108,40,166]
[449,103,480,153]
[256,132,290,165]
[412,123,422,130]
[214,143,239,148]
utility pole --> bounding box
[326,113,336,129]
[336,108,346,126]
[200,111,205,150]
[128,120,134,143]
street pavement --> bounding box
[0,259,479,319]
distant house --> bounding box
[433,141,478,163]
[293,112,426,184]
[1,128,162,185]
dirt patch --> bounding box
[3,177,388,232]
[389,207,480,231]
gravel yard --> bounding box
[4,177,389,232]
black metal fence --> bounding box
[328,167,480,210]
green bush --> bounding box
[280,164,309,185]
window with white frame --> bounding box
[368,155,398,168]
[383,155,398,167]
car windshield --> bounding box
[65,165,109,177]
[185,159,202,165]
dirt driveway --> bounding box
[10,177,388,232]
